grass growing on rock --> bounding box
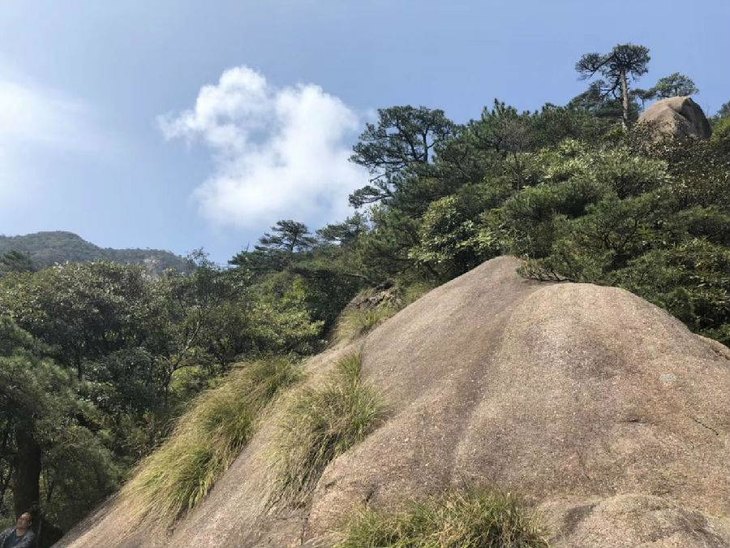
[274,353,385,504]
[334,305,399,344]
[334,282,434,344]
[337,488,548,548]
[121,357,300,525]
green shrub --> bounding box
[410,185,506,280]
[337,488,547,548]
[121,357,300,525]
[274,353,384,504]
[711,117,730,153]
[610,239,730,346]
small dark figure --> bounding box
[0,513,35,548]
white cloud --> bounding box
[0,81,103,151]
[0,80,106,204]
[159,66,368,229]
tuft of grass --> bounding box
[274,353,385,504]
[334,305,398,344]
[400,281,435,307]
[337,488,548,548]
[121,357,300,526]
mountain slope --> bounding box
[59,257,730,547]
[0,231,192,273]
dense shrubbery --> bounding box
[0,257,321,539]
[331,106,730,345]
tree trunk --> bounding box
[13,427,41,517]
[620,69,631,129]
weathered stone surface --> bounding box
[541,495,730,547]
[58,257,730,547]
[639,96,712,139]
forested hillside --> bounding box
[1,44,729,546]
[0,232,193,274]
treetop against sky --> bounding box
[0,0,727,263]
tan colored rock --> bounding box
[58,257,730,547]
[639,96,712,139]
[541,495,730,547]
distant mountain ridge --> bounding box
[0,231,193,273]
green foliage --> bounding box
[0,262,152,375]
[716,101,730,120]
[522,193,667,279]
[0,256,325,533]
[410,184,507,279]
[41,426,121,530]
[501,179,608,258]
[0,316,118,531]
[472,101,533,156]
[576,43,651,126]
[256,220,316,254]
[337,488,547,548]
[349,106,456,207]
[355,206,423,282]
[316,213,370,246]
[569,80,628,120]
[654,138,730,210]
[529,103,615,149]
[610,239,730,345]
[245,273,324,354]
[122,358,300,525]
[650,72,698,99]
[0,250,35,275]
[274,354,384,504]
[711,117,730,153]
[510,133,730,345]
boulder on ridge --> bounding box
[639,96,712,139]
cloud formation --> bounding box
[0,81,96,148]
[159,66,367,229]
[0,80,105,204]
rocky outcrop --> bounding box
[342,281,400,313]
[639,96,712,139]
[59,257,730,547]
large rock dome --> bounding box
[59,257,730,547]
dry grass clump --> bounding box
[121,357,300,525]
[274,353,385,504]
[334,282,434,344]
[334,305,398,344]
[337,489,548,548]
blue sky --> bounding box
[0,0,728,263]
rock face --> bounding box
[58,257,730,547]
[639,96,712,139]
